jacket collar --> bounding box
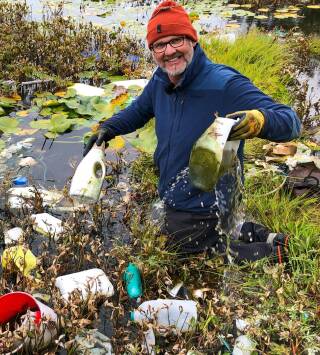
[154,44,207,90]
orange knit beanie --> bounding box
[147,1,198,48]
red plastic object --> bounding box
[0,292,40,325]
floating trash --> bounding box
[189,117,240,191]
[55,268,115,301]
[2,245,37,276]
[31,213,64,238]
[131,299,197,333]
[70,143,106,203]
[233,335,256,355]
[0,292,58,352]
[75,329,114,354]
[123,263,143,300]
[4,227,24,245]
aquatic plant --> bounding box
[0,1,149,91]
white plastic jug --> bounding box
[55,268,114,301]
[189,117,240,191]
[130,299,197,332]
[69,143,106,203]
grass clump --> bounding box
[201,30,294,104]
[235,170,320,352]
[309,36,320,58]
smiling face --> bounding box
[151,35,196,85]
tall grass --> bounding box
[201,30,294,104]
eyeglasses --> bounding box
[151,36,186,53]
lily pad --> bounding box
[255,15,268,19]
[0,117,19,133]
[306,5,320,9]
[126,120,157,154]
[42,99,61,108]
[109,136,126,150]
[16,110,30,117]
[0,97,16,108]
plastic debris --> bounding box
[123,263,143,299]
[19,156,38,167]
[74,329,113,354]
[2,245,37,276]
[55,268,114,301]
[4,227,24,245]
[31,213,64,238]
[232,335,256,355]
[69,143,106,203]
[130,299,197,332]
[142,326,156,355]
[7,187,63,213]
[235,318,250,332]
[189,116,240,191]
[12,176,28,186]
[71,83,105,96]
[0,292,58,352]
[169,282,184,297]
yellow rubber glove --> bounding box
[227,110,265,140]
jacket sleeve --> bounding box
[100,79,154,135]
[222,74,302,142]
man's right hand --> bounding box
[83,129,114,156]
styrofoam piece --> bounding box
[7,187,63,212]
[71,83,105,96]
[4,227,24,245]
[31,213,64,238]
[111,79,148,89]
[55,268,114,301]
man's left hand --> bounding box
[227,110,265,140]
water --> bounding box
[21,0,320,36]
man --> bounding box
[84,1,301,263]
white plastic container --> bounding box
[55,268,114,301]
[232,335,256,355]
[4,227,24,245]
[189,117,240,191]
[69,144,106,203]
[31,213,64,238]
[130,299,197,332]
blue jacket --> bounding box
[101,44,301,213]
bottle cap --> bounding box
[12,176,28,186]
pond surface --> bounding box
[23,0,320,37]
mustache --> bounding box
[163,53,182,61]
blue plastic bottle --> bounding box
[123,263,142,299]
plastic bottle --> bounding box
[130,299,197,332]
[69,143,106,203]
[123,263,143,299]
